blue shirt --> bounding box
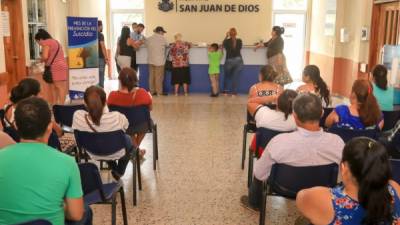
[334,105,365,130]
[373,83,394,111]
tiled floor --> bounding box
[91,94,303,225]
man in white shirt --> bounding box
[145,26,169,96]
[241,93,345,211]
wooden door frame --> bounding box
[1,0,27,90]
[368,0,400,70]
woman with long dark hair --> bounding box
[296,137,400,225]
[372,64,394,111]
[255,26,292,86]
[325,80,383,130]
[116,26,140,70]
[297,65,331,107]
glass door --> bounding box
[273,13,306,81]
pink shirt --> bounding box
[40,39,68,81]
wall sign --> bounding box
[158,0,260,13]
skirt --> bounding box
[171,67,191,85]
[267,53,293,86]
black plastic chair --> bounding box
[391,159,400,184]
[248,128,288,187]
[78,163,128,225]
[53,104,86,132]
[382,110,400,131]
[259,163,339,225]
[108,105,159,170]
[0,109,5,128]
[74,129,141,206]
[320,107,333,128]
[327,126,379,143]
[13,219,52,225]
[242,104,277,170]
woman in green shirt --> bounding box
[372,64,394,111]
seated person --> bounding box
[0,97,92,225]
[0,122,15,149]
[297,65,331,107]
[72,86,135,180]
[107,67,153,156]
[296,137,400,225]
[3,78,63,136]
[248,65,283,99]
[240,93,345,211]
[372,64,394,111]
[247,89,298,156]
[325,80,383,130]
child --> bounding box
[208,43,223,97]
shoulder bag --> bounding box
[43,42,60,84]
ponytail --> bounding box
[353,80,381,127]
[277,89,298,120]
[342,138,392,225]
[83,86,106,126]
[303,65,330,106]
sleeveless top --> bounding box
[334,105,366,130]
[329,185,400,225]
[119,38,134,56]
[254,84,278,97]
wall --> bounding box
[144,0,272,44]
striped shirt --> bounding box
[40,39,68,81]
[72,106,129,160]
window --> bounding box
[27,0,47,60]
[273,0,308,11]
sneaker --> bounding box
[240,195,259,212]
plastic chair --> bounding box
[78,163,128,225]
[320,107,333,128]
[0,109,5,128]
[241,104,277,170]
[53,104,86,132]
[382,110,400,131]
[13,220,52,225]
[259,163,338,225]
[248,127,288,187]
[108,105,159,170]
[327,126,379,143]
[391,159,400,184]
[74,129,141,206]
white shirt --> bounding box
[145,33,169,66]
[255,106,297,132]
[72,106,129,160]
[253,127,344,181]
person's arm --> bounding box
[40,45,50,62]
[127,38,141,49]
[253,147,275,181]
[296,187,334,225]
[237,39,243,50]
[64,197,84,221]
[100,40,108,64]
[52,122,63,137]
[247,102,262,118]
[64,161,84,221]
[325,110,339,128]
[248,95,278,105]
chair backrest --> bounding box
[78,162,107,200]
[327,126,379,143]
[14,219,52,225]
[269,163,339,199]
[382,111,400,131]
[391,159,400,185]
[48,131,62,151]
[74,130,128,156]
[320,107,333,128]
[108,105,151,129]
[53,104,86,127]
[3,126,20,142]
[256,127,288,152]
[0,109,5,127]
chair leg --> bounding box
[154,124,159,160]
[259,185,268,225]
[111,195,117,225]
[119,188,128,225]
[152,125,157,170]
[242,124,248,170]
[136,149,142,191]
[132,156,137,206]
[248,149,254,188]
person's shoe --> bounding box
[111,170,121,181]
[161,93,168,96]
[210,93,217,97]
[240,195,259,212]
[152,93,158,96]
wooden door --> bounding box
[1,0,27,90]
[369,0,400,68]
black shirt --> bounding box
[264,36,284,58]
[98,32,105,59]
[223,38,243,59]
[119,38,134,57]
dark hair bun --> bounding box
[280,27,285,35]
[272,26,285,36]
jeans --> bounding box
[248,177,263,208]
[223,57,243,94]
[98,58,106,88]
[107,135,136,176]
[65,204,93,225]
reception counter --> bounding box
[136,46,267,94]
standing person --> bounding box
[116,26,140,70]
[130,22,138,38]
[130,23,146,71]
[35,29,68,105]
[146,26,169,96]
[97,20,109,88]
[170,33,191,96]
[255,26,292,86]
[372,64,394,111]
[297,65,331,107]
[223,28,243,96]
[208,43,223,97]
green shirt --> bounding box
[0,143,83,225]
[208,51,223,75]
[373,83,394,111]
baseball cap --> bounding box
[154,26,167,33]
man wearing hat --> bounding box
[145,26,169,96]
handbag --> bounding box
[43,42,60,84]
[116,55,132,69]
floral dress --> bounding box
[329,185,400,225]
[169,42,191,85]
